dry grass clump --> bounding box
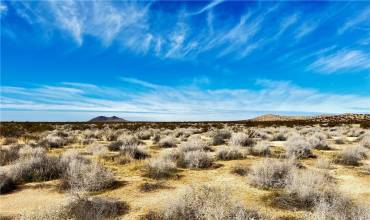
[250,141,271,156]
[230,132,255,147]
[158,136,177,148]
[10,146,61,183]
[285,134,314,159]
[231,164,250,176]
[139,182,169,192]
[211,129,231,145]
[60,152,115,192]
[335,146,368,166]
[308,132,329,150]
[0,144,21,165]
[249,159,293,189]
[178,150,213,169]
[359,134,370,148]
[216,146,245,160]
[21,196,128,220]
[144,157,177,179]
[155,184,262,220]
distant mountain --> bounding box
[88,116,127,122]
[250,113,370,123]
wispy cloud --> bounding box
[1,78,369,121]
[309,49,370,73]
[188,0,224,16]
[338,7,370,35]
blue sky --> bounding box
[1,0,370,121]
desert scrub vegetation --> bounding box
[0,169,17,194]
[0,144,21,165]
[60,151,115,192]
[146,184,262,220]
[177,150,214,169]
[21,195,128,220]
[107,135,141,151]
[211,129,231,145]
[178,137,211,152]
[248,159,293,189]
[360,133,370,148]
[335,146,368,166]
[231,164,250,176]
[308,132,330,150]
[216,146,245,160]
[285,134,314,159]
[143,156,177,179]
[230,132,255,147]
[315,157,332,169]
[158,136,177,148]
[250,141,271,156]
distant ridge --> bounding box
[89,116,127,122]
[250,113,370,123]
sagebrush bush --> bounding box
[315,158,332,169]
[230,133,255,147]
[160,184,262,220]
[108,135,141,151]
[249,159,293,189]
[87,144,109,156]
[178,150,213,169]
[285,135,314,159]
[216,146,245,160]
[335,146,368,166]
[39,133,70,148]
[144,157,177,179]
[137,130,152,140]
[120,143,148,160]
[308,133,329,150]
[61,154,115,192]
[158,136,177,148]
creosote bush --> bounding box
[158,184,262,220]
[249,159,293,189]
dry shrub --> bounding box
[250,141,271,156]
[152,133,161,144]
[0,144,21,165]
[60,152,115,192]
[158,136,177,148]
[216,146,245,160]
[144,157,177,179]
[108,135,141,151]
[160,184,262,220]
[0,170,17,194]
[230,132,255,147]
[315,158,332,169]
[2,137,18,145]
[308,133,329,150]
[335,136,347,144]
[280,169,334,209]
[120,144,148,160]
[211,129,231,145]
[285,135,314,159]
[21,196,128,220]
[139,182,168,192]
[179,138,211,152]
[39,133,70,148]
[335,146,368,166]
[137,130,152,140]
[231,164,250,176]
[306,195,370,220]
[249,159,293,189]
[10,146,61,183]
[360,134,370,148]
[178,150,213,169]
[87,144,109,156]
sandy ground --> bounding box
[1,136,370,219]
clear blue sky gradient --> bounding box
[1,1,370,121]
